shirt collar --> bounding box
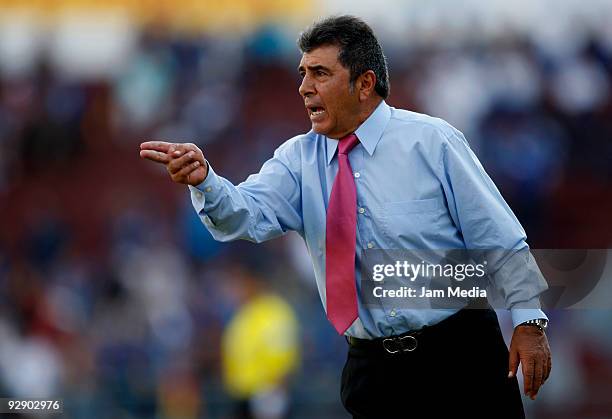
[326,100,391,165]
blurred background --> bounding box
[1,0,612,418]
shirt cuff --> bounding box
[189,161,222,215]
[510,308,548,328]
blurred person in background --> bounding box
[221,267,299,419]
[141,15,551,419]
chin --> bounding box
[312,122,331,136]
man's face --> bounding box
[298,44,361,139]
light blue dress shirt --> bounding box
[190,101,548,338]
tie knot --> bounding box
[338,133,359,155]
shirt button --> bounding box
[354,172,360,178]
[367,242,374,249]
[205,186,212,193]
[358,207,365,214]
[390,309,397,317]
[195,191,203,199]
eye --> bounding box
[316,70,326,76]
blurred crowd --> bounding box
[1,9,612,419]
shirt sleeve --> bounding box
[189,141,303,243]
[436,127,548,327]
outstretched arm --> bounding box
[139,140,303,243]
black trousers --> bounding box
[340,308,525,419]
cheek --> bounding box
[323,96,339,120]
[325,91,350,117]
[327,102,347,125]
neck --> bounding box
[330,97,383,139]
[355,97,383,129]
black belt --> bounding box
[347,327,425,354]
[346,303,493,355]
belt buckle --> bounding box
[382,335,418,354]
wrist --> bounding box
[517,318,548,333]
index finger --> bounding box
[140,141,175,153]
[523,358,535,397]
[140,150,171,163]
[530,360,544,399]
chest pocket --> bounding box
[380,197,446,245]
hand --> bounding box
[508,325,551,400]
[139,141,208,186]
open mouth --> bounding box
[308,106,326,119]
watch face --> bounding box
[522,319,547,331]
[533,319,548,331]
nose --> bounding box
[299,74,315,98]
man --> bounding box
[140,15,551,418]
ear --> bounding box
[357,70,377,101]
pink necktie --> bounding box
[326,133,360,334]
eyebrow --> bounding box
[297,64,331,73]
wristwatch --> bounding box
[519,318,548,332]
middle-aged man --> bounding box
[140,15,551,419]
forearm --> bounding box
[190,166,279,243]
[190,160,302,243]
[483,247,548,325]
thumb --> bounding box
[508,347,519,378]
